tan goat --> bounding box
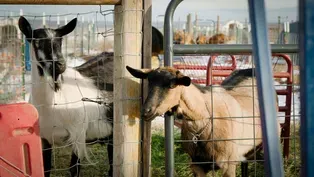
[126,66,281,177]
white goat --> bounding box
[18,16,113,177]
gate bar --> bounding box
[0,0,121,5]
[299,0,314,176]
[163,0,183,176]
[247,0,284,176]
[173,44,298,55]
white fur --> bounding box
[37,50,47,62]
[31,62,112,163]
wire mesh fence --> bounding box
[0,16,24,104]
[150,52,300,176]
[0,6,118,176]
[0,3,301,177]
[150,25,300,176]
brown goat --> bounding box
[174,30,195,44]
[208,33,230,44]
[196,34,209,44]
[126,66,281,177]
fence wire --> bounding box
[0,4,301,177]
[0,6,116,177]
[150,28,300,176]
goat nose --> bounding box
[142,108,152,116]
[144,108,151,114]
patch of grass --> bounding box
[151,124,301,177]
[50,143,110,177]
[48,124,300,177]
[151,130,193,177]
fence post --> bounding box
[74,17,77,57]
[19,9,26,100]
[299,0,314,176]
[57,13,60,27]
[64,17,68,58]
[42,12,46,27]
[142,0,152,176]
[247,0,284,176]
[113,0,143,176]
[92,18,95,49]
[87,20,90,55]
[80,16,84,56]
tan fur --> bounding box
[196,34,209,44]
[174,30,195,44]
[178,80,280,177]
[127,66,281,177]
[151,56,160,69]
[208,33,230,44]
[153,68,280,177]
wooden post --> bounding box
[216,15,220,33]
[87,21,90,55]
[92,18,95,48]
[186,13,192,37]
[113,0,143,176]
[42,12,46,28]
[74,19,77,56]
[142,0,152,176]
[64,17,68,57]
[57,13,60,27]
[80,16,84,56]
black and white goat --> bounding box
[18,16,113,177]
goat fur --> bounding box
[31,62,113,163]
[179,72,281,176]
[126,66,281,177]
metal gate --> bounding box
[161,0,303,176]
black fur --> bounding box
[221,68,256,90]
[190,68,256,94]
[152,26,163,55]
[42,138,52,177]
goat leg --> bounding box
[106,135,114,177]
[42,138,52,177]
[241,162,248,177]
[69,152,81,177]
[190,164,206,177]
[221,163,236,177]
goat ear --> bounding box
[56,18,77,37]
[126,65,151,79]
[18,16,33,41]
[176,76,191,86]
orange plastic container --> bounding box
[0,103,44,177]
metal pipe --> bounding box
[299,0,314,176]
[247,0,284,176]
[163,0,183,176]
[164,0,182,67]
[173,44,298,55]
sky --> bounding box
[0,0,298,24]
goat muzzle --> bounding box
[141,107,158,121]
[48,60,66,81]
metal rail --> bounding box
[247,0,284,176]
[163,0,183,176]
[173,44,298,55]
[299,0,314,176]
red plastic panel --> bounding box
[0,103,44,177]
